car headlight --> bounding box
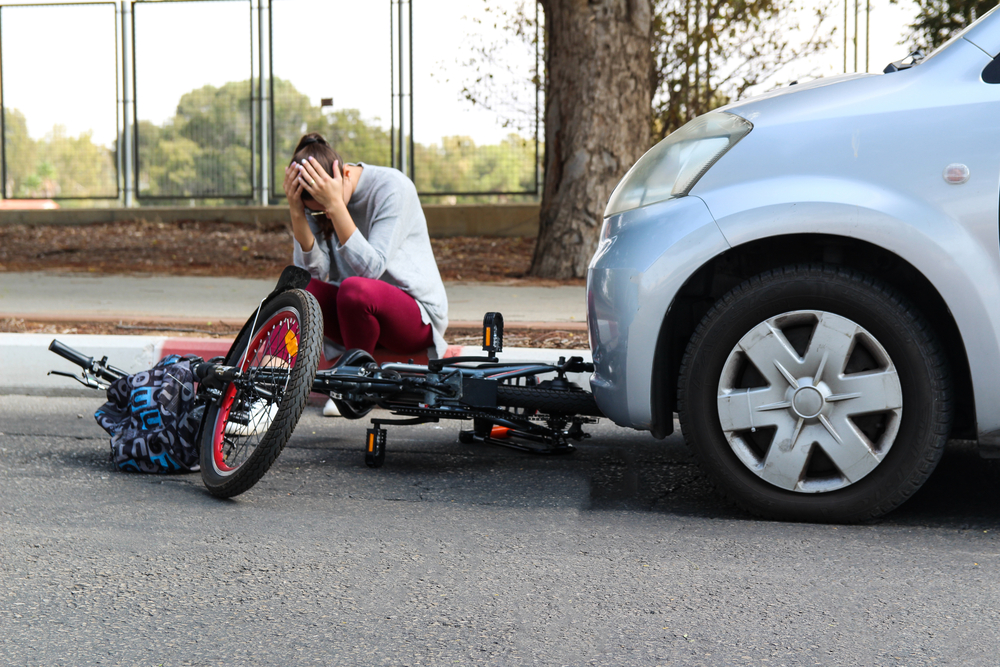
[604,112,753,218]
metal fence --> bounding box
[409,0,541,197]
[133,0,254,199]
[268,0,394,197]
[0,2,120,200]
[0,0,541,204]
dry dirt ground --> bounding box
[0,221,589,348]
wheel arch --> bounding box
[650,233,975,440]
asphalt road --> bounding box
[4,395,1000,666]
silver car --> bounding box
[587,6,1000,522]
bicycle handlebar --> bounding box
[48,339,128,383]
[49,339,94,369]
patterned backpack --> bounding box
[94,355,205,473]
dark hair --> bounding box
[290,133,344,240]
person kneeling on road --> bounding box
[283,133,449,417]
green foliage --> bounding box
[270,77,327,189]
[138,78,396,199]
[895,0,997,50]
[414,133,537,197]
[138,81,253,197]
[323,108,392,167]
[270,78,392,189]
[4,78,536,202]
[268,78,533,199]
[44,128,117,197]
[3,108,36,196]
[3,109,116,198]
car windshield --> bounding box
[919,3,1000,65]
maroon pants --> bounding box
[305,277,433,356]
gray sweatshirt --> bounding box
[292,164,449,358]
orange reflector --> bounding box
[490,426,511,439]
[485,327,491,346]
[285,330,299,357]
[368,434,374,452]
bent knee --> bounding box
[337,276,377,312]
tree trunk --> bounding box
[530,0,653,279]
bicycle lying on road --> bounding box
[48,267,603,499]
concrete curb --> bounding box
[2,332,591,395]
[3,333,167,395]
[1,313,589,332]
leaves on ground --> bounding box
[0,220,577,284]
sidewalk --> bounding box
[0,272,591,394]
[0,272,587,327]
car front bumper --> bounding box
[587,195,729,430]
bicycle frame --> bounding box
[48,312,602,469]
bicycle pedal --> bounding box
[482,312,504,354]
[364,427,386,468]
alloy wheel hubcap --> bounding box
[791,386,824,419]
[716,310,903,493]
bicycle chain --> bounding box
[385,404,597,430]
[386,404,549,424]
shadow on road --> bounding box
[882,440,1000,528]
[34,422,1000,527]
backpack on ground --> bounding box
[94,354,204,473]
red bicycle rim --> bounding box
[212,307,301,474]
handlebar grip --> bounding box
[49,339,94,370]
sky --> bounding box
[0,0,922,150]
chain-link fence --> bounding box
[0,0,541,204]
[269,0,393,197]
[411,0,541,198]
[133,0,253,200]
[1,2,119,200]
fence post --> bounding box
[397,0,406,177]
[120,0,134,207]
[0,7,5,201]
[258,0,270,206]
[391,0,413,180]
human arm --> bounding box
[292,229,331,281]
[284,163,315,252]
[334,188,408,279]
[299,161,411,280]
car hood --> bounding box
[717,5,999,126]
[718,43,985,130]
[716,72,875,113]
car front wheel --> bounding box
[678,264,952,522]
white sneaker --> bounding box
[225,398,278,437]
[323,397,342,417]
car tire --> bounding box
[677,264,952,522]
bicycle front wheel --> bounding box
[200,289,322,498]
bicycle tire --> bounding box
[200,289,323,498]
[495,384,602,417]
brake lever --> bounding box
[48,370,108,390]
